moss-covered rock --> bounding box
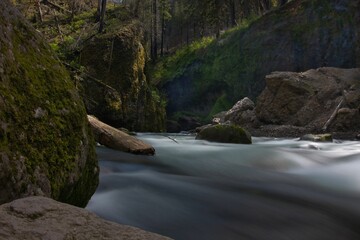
[300,134,333,142]
[196,124,252,144]
[72,7,165,132]
[0,0,98,207]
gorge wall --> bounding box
[157,0,360,120]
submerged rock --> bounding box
[0,196,172,240]
[0,0,98,207]
[196,124,252,144]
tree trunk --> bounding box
[215,0,221,38]
[229,0,236,27]
[98,0,107,33]
[87,115,155,155]
[96,0,101,21]
[279,0,288,6]
[152,0,158,61]
[160,4,165,56]
[134,0,140,17]
[36,0,43,22]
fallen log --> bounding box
[87,115,155,155]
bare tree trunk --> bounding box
[229,0,236,27]
[36,0,43,22]
[134,0,141,17]
[215,0,221,38]
[160,6,165,56]
[279,0,288,6]
[152,0,158,61]
[96,0,102,21]
[98,0,107,33]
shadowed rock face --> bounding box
[0,197,172,240]
[0,0,98,207]
[256,67,360,132]
[80,21,165,132]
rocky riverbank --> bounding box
[212,67,360,140]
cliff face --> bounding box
[80,21,165,131]
[0,0,98,207]
[157,0,360,120]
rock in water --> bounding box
[300,134,333,142]
[196,124,252,144]
[88,115,155,155]
[0,197,172,240]
[224,97,258,127]
[0,0,98,207]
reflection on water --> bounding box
[87,134,360,240]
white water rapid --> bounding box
[87,134,360,240]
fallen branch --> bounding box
[166,136,179,144]
[322,98,344,131]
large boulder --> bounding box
[0,0,98,207]
[196,124,252,144]
[256,67,360,132]
[0,196,171,240]
[79,11,165,132]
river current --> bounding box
[87,134,360,240]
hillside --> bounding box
[154,0,360,122]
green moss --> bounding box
[0,6,98,207]
[196,124,252,144]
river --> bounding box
[87,133,360,240]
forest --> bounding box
[14,0,288,59]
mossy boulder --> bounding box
[300,134,333,142]
[196,124,252,144]
[78,9,165,132]
[0,0,98,207]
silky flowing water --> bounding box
[87,134,360,240]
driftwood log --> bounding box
[87,115,155,155]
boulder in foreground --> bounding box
[0,0,98,207]
[88,115,155,155]
[0,196,172,240]
[196,124,252,144]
